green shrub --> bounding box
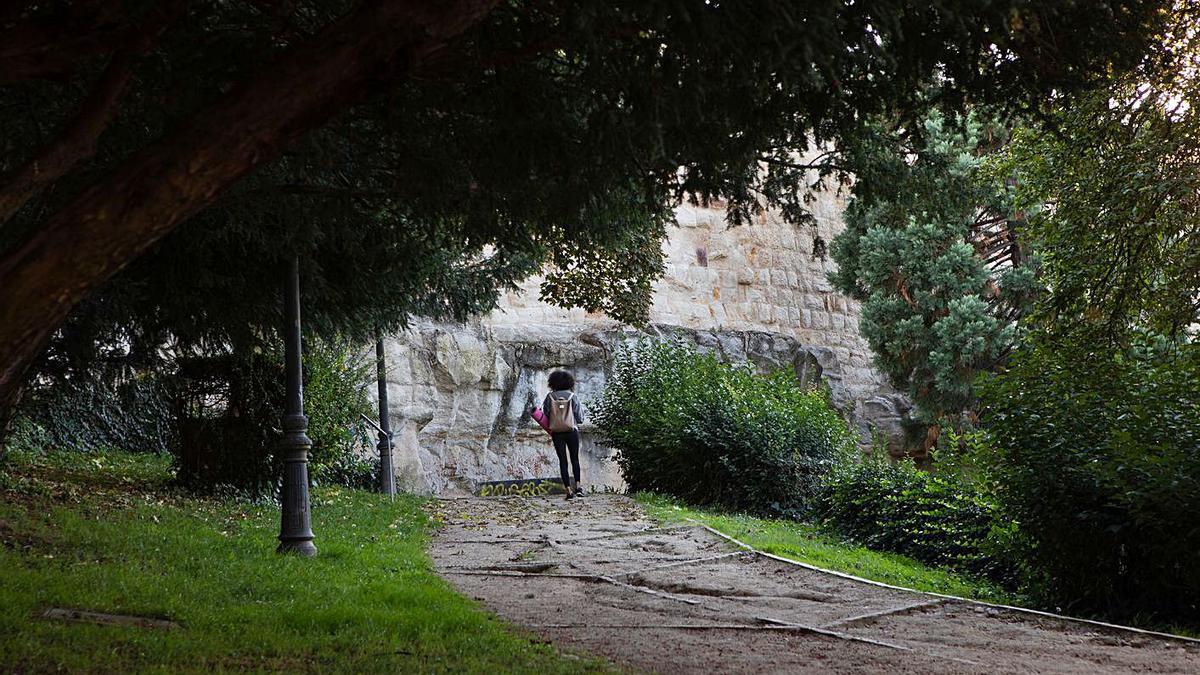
[816,450,1016,584]
[312,453,378,491]
[978,338,1200,621]
[592,341,853,516]
[172,338,375,496]
[0,417,55,467]
[301,340,376,482]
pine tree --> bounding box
[829,112,1038,424]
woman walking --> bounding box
[543,370,585,499]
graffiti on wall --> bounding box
[475,477,567,497]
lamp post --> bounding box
[375,335,396,496]
[277,256,317,556]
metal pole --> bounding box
[277,256,317,556]
[375,334,396,497]
[372,331,396,494]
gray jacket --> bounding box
[542,390,584,427]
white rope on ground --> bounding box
[608,550,753,578]
[440,561,560,573]
[442,570,602,580]
[751,616,984,667]
[436,538,549,545]
[596,573,706,606]
[441,568,707,605]
[687,519,1200,646]
[525,622,982,667]
[570,524,699,543]
[820,599,950,629]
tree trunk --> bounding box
[0,0,500,429]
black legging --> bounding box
[552,429,581,487]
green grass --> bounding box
[0,448,611,674]
[636,492,1019,605]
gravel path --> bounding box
[429,494,1200,674]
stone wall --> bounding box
[378,197,911,495]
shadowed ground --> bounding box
[429,494,1200,674]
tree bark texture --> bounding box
[0,0,501,425]
[0,51,134,225]
[0,1,180,86]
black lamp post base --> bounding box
[277,538,318,556]
[378,437,396,495]
[277,431,316,556]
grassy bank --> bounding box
[0,448,608,673]
[636,492,1018,605]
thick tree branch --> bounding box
[0,1,183,225]
[0,50,135,225]
[0,0,502,419]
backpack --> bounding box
[548,393,576,432]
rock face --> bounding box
[379,200,912,495]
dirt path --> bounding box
[429,494,1200,674]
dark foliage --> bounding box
[18,371,176,456]
[990,6,1200,345]
[978,338,1200,621]
[172,338,375,496]
[12,336,375,495]
[2,0,1173,417]
[817,452,1017,584]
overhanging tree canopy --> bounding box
[991,3,1200,344]
[826,1,1199,432]
[0,0,1171,423]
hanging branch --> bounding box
[0,2,184,224]
[0,51,134,225]
[0,0,503,423]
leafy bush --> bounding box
[816,450,1016,584]
[172,338,375,496]
[978,338,1200,621]
[592,341,853,516]
[0,417,55,467]
[312,453,378,492]
[10,336,376,497]
[301,340,376,479]
[173,351,280,496]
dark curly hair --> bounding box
[548,370,576,391]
